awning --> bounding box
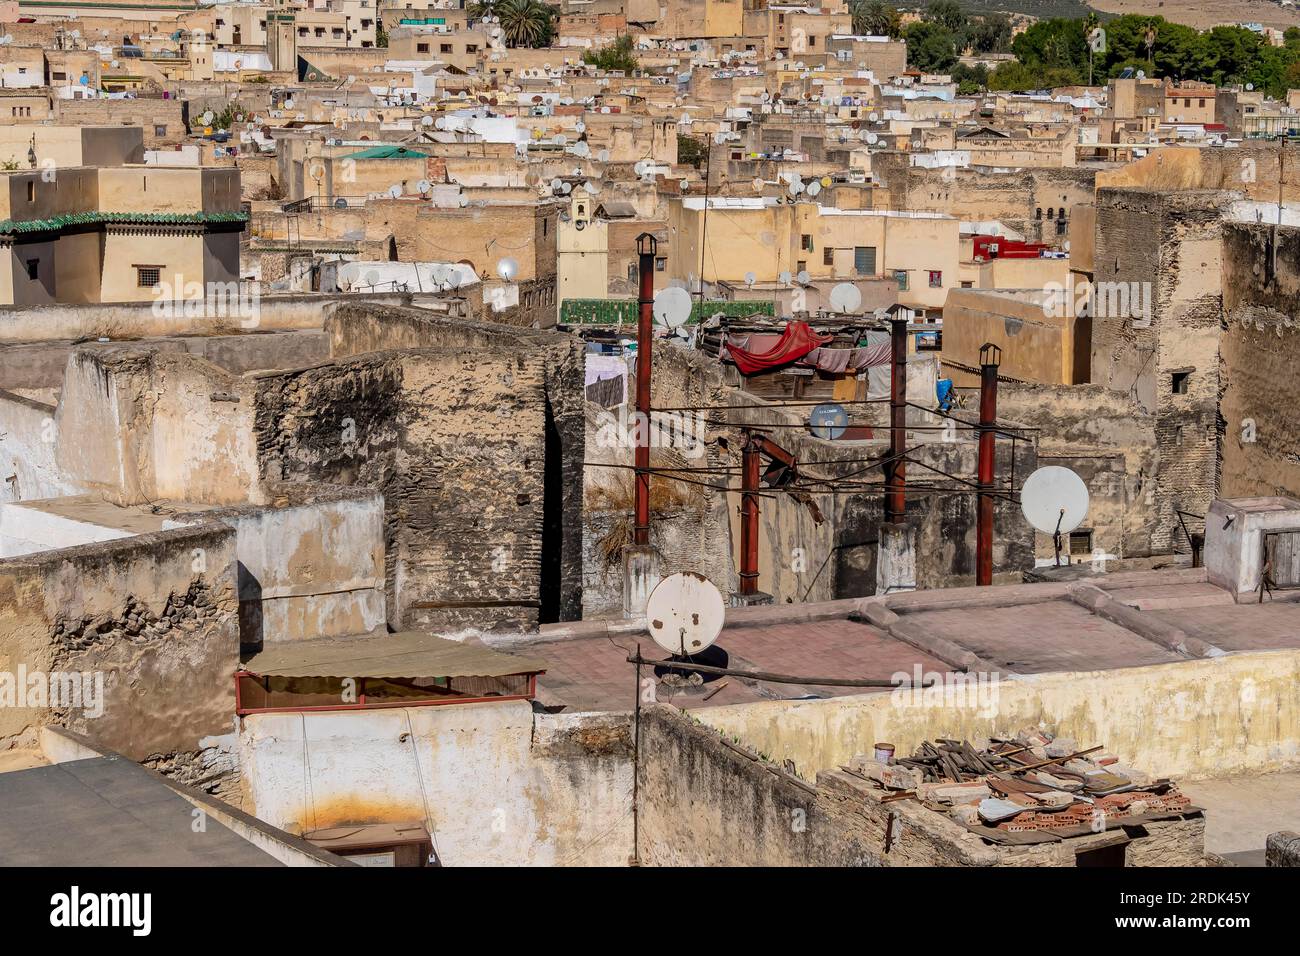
[240,631,547,680]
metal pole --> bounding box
[885,317,908,523]
[739,431,761,595]
[977,344,1001,586]
[634,236,656,547]
[631,644,642,866]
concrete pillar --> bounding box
[877,521,917,595]
[622,544,662,618]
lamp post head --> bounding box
[979,342,1002,368]
[636,232,657,257]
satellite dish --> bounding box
[1021,466,1090,536]
[653,287,693,329]
[807,181,821,197]
[796,270,811,285]
[364,269,381,286]
[285,98,295,109]
[575,120,586,133]
[778,271,792,285]
[573,141,590,157]
[560,182,572,194]
[867,132,879,144]
[646,573,725,656]
[550,177,563,191]
[810,402,848,440]
[497,257,519,281]
[829,282,862,313]
[333,197,348,209]
[421,115,433,126]
[386,183,402,198]
[416,180,432,192]
[744,271,757,288]
[597,149,610,162]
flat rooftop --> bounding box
[0,756,283,867]
[511,569,1300,714]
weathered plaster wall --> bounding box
[174,484,386,645]
[0,390,79,504]
[239,702,633,866]
[0,523,240,770]
[699,647,1300,783]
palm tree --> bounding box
[469,0,556,49]
[851,0,903,40]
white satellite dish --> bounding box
[364,269,381,286]
[553,134,567,146]
[796,270,811,286]
[573,141,590,157]
[497,257,519,281]
[386,183,402,198]
[1021,466,1090,536]
[421,115,433,126]
[597,149,610,162]
[751,177,765,191]
[416,179,432,192]
[646,573,725,656]
[778,271,792,285]
[653,287,692,329]
[829,282,862,313]
[744,271,757,288]
[807,181,821,197]
[867,132,879,144]
[575,120,586,133]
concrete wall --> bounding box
[0,523,240,768]
[0,390,79,504]
[239,702,632,866]
[698,647,1300,784]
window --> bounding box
[25,259,38,280]
[417,42,429,52]
[854,246,876,275]
[26,181,35,202]
[928,270,943,288]
[800,233,812,251]
[960,280,973,288]
[1171,371,1190,394]
[894,269,908,290]
[135,266,161,288]
[1069,529,1094,557]
[52,71,66,81]
[796,259,807,273]
[154,124,167,137]
[465,44,477,53]
[823,247,835,266]
[440,43,452,53]
[655,257,666,272]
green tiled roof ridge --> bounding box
[0,210,248,234]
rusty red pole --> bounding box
[633,233,656,547]
[976,343,1001,586]
[739,431,761,595]
[885,316,908,523]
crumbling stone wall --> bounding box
[1220,222,1300,500]
[1093,189,1226,551]
[0,524,241,782]
[255,309,586,631]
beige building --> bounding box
[668,197,961,313]
[0,126,144,169]
[0,165,243,305]
[556,186,609,313]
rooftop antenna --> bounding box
[1020,465,1091,568]
[646,572,725,657]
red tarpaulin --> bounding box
[724,321,832,376]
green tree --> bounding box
[905,21,959,74]
[851,0,902,39]
[469,0,556,49]
[678,134,708,169]
[923,0,966,34]
[970,13,1012,55]
[583,34,639,73]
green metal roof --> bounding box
[0,211,248,236]
[560,298,775,326]
[343,145,431,160]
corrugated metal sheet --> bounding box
[240,631,547,679]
